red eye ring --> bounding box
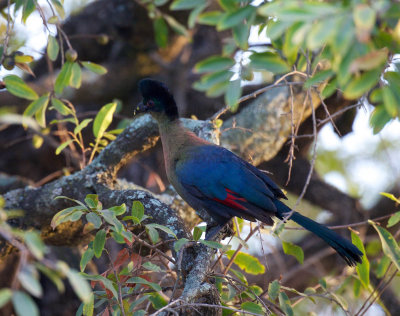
[147,100,155,107]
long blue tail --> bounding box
[274,200,363,266]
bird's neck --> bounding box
[155,115,208,171]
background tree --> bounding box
[0,0,400,315]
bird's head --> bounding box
[135,78,179,120]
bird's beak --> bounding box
[133,102,148,116]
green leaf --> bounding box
[146,223,177,239]
[353,4,376,32]
[84,194,99,209]
[332,16,354,57]
[55,61,73,94]
[267,19,292,41]
[249,52,290,74]
[51,0,65,19]
[170,0,205,10]
[199,240,223,249]
[70,210,84,222]
[351,232,369,288]
[174,238,189,252]
[282,241,304,264]
[369,105,392,134]
[81,62,107,75]
[12,291,39,316]
[193,70,233,91]
[188,3,207,29]
[70,63,82,89]
[343,69,381,100]
[4,75,38,100]
[163,15,188,37]
[319,278,327,289]
[47,35,59,61]
[376,255,391,278]
[353,278,361,297]
[35,264,64,292]
[233,23,250,50]
[279,292,293,316]
[73,118,92,136]
[268,280,280,301]
[217,6,255,31]
[131,201,145,221]
[0,289,12,309]
[25,231,46,260]
[304,70,334,89]
[22,0,35,23]
[93,102,117,139]
[321,77,337,99]
[81,273,118,299]
[198,11,223,26]
[51,205,87,228]
[369,220,400,271]
[241,302,263,315]
[126,277,162,292]
[51,98,71,115]
[219,0,238,12]
[82,292,94,316]
[100,209,123,233]
[306,17,337,50]
[146,225,159,243]
[193,226,204,241]
[18,265,42,298]
[382,85,398,117]
[148,292,168,309]
[225,250,265,275]
[225,78,242,112]
[67,270,93,303]
[14,54,33,63]
[33,97,50,128]
[25,94,50,127]
[80,247,94,272]
[142,262,162,272]
[195,56,235,74]
[153,18,168,48]
[350,49,388,74]
[388,212,400,228]
[93,229,106,258]
[86,213,102,229]
[55,139,74,155]
[109,203,126,216]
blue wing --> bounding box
[175,145,286,224]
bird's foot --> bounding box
[205,220,233,240]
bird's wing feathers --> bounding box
[175,145,281,216]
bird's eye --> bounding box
[147,100,155,107]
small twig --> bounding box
[285,83,296,185]
[292,107,316,211]
[317,90,341,135]
[359,268,398,316]
[355,262,394,316]
[171,302,268,316]
[105,248,126,316]
[131,233,176,264]
[317,102,361,126]
[210,81,304,120]
[170,241,196,302]
[222,225,257,275]
[34,167,73,187]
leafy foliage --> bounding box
[1,0,400,315]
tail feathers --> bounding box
[274,200,363,266]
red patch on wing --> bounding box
[213,188,247,210]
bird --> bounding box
[134,78,363,266]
